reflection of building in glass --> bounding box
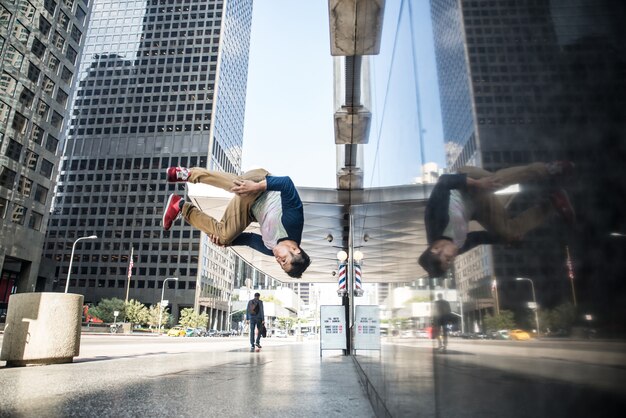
[41,0,253,325]
[431,0,626,329]
[0,0,91,311]
[414,162,443,184]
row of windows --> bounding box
[46,240,200,254]
[47,227,199,240]
[61,278,197,290]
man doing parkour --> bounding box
[418,161,575,278]
[162,167,311,278]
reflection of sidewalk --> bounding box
[0,336,375,417]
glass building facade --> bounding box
[41,0,253,325]
[0,0,91,316]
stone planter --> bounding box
[1,292,84,367]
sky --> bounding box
[241,0,444,188]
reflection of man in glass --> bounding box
[433,293,451,351]
[419,162,575,278]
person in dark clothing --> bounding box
[419,162,575,278]
[246,292,265,351]
[162,167,310,278]
[433,293,452,350]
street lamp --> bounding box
[65,235,97,293]
[159,277,178,333]
[516,277,540,336]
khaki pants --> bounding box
[458,163,551,241]
[181,168,269,244]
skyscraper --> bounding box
[41,0,254,324]
[431,0,626,323]
[1,0,91,313]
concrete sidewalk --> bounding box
[0,336,375,417]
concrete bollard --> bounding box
[0,292,84,367]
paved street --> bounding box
[0,335,374,418]
[1,334,625,417]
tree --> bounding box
[483,310,516,331]
[277,316,296,331]
[178,308,209,328]
[88,297,125,323]
[147,304,171,331]
[125,299,149,327]
[548,302,576,332]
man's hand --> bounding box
[468,176,502,191]
[230,179,266,196]
[209,234,226,247]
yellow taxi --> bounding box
[167,325,186,337]
[509,329,531,341]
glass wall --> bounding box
[353,0,626,417]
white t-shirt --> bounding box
[442,189,473,248]
[251,191,288,250]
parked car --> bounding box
[208,329,217,337]
[509,329,531,341]
[488,330,510,340]
[167,326,186,337]
[275,330,287,338]
[193,328,207,337]
[416,329,430,339]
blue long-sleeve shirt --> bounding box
[425,173,498,254]
[231,176,304,255]
[246,298,264,320]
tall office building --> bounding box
[431,0,626,322]
[41,0,254,325]
[1,0,91,315]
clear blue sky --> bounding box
[242,0,444,188]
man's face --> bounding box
[273,244,299,273]
[430,240,458,271]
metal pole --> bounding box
[566,246,577,307]
[65,235,97,293]
[529,279,540,336]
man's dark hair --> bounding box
[254,292,260,297]
[286,247,311,278]
[418,246,446,278]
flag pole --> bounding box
[125,246,133,303]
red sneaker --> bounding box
[166,167,190,183]
[162,194,183,230]
[547,161,574,177]
[550,188,576,226]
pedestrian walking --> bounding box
[246,292,265,352]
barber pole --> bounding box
[354,263,364,297]
[337,263,347,295]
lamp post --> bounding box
[516,277,540,336]
[65,235,97,293]
[159,277,178,333]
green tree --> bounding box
[88,297,125,323]
[483,310,516,331]
[231,310,245,322]
[179,308,209,328]
[125,299,149,326]
[277,316,296,331]
[147,304,172,331]
[549,302,576,332]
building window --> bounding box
[47,54,60,73]
[70,24,81,44]
[39,158,53,178]
[0,101,10,126]
[12,21,30,45]
[0,72,18,97]
[75,6,86,23]
[38,15,51,36]
[18,1,37,22]
[0,5,11,30]
[55,89,68,106]
[65,46,77,64]
[24,149,39,170]
[43,76,55,95]
[31,37,46,58]
[60,66,72,83]
[18,86,35,108]
[0,166,17,189]
[50,111,63,128]
[12,112,27,134]
[51,31,65,49]
[27,62,41,83]
[56,11,69,30]
[11,204,26,225]
[17,175,33,197]
[34,183,48,204]
[45,135,58,153]
[4,45,24,70]
[5,138,22,162]
[30,123,43,144]
[43,0,57,16]
[36,99,49,119]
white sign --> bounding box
[527,302,537,310]
[354,305,380,350]
[113,311,119,317]
[320,305,346,352]
[161,300,169,307]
